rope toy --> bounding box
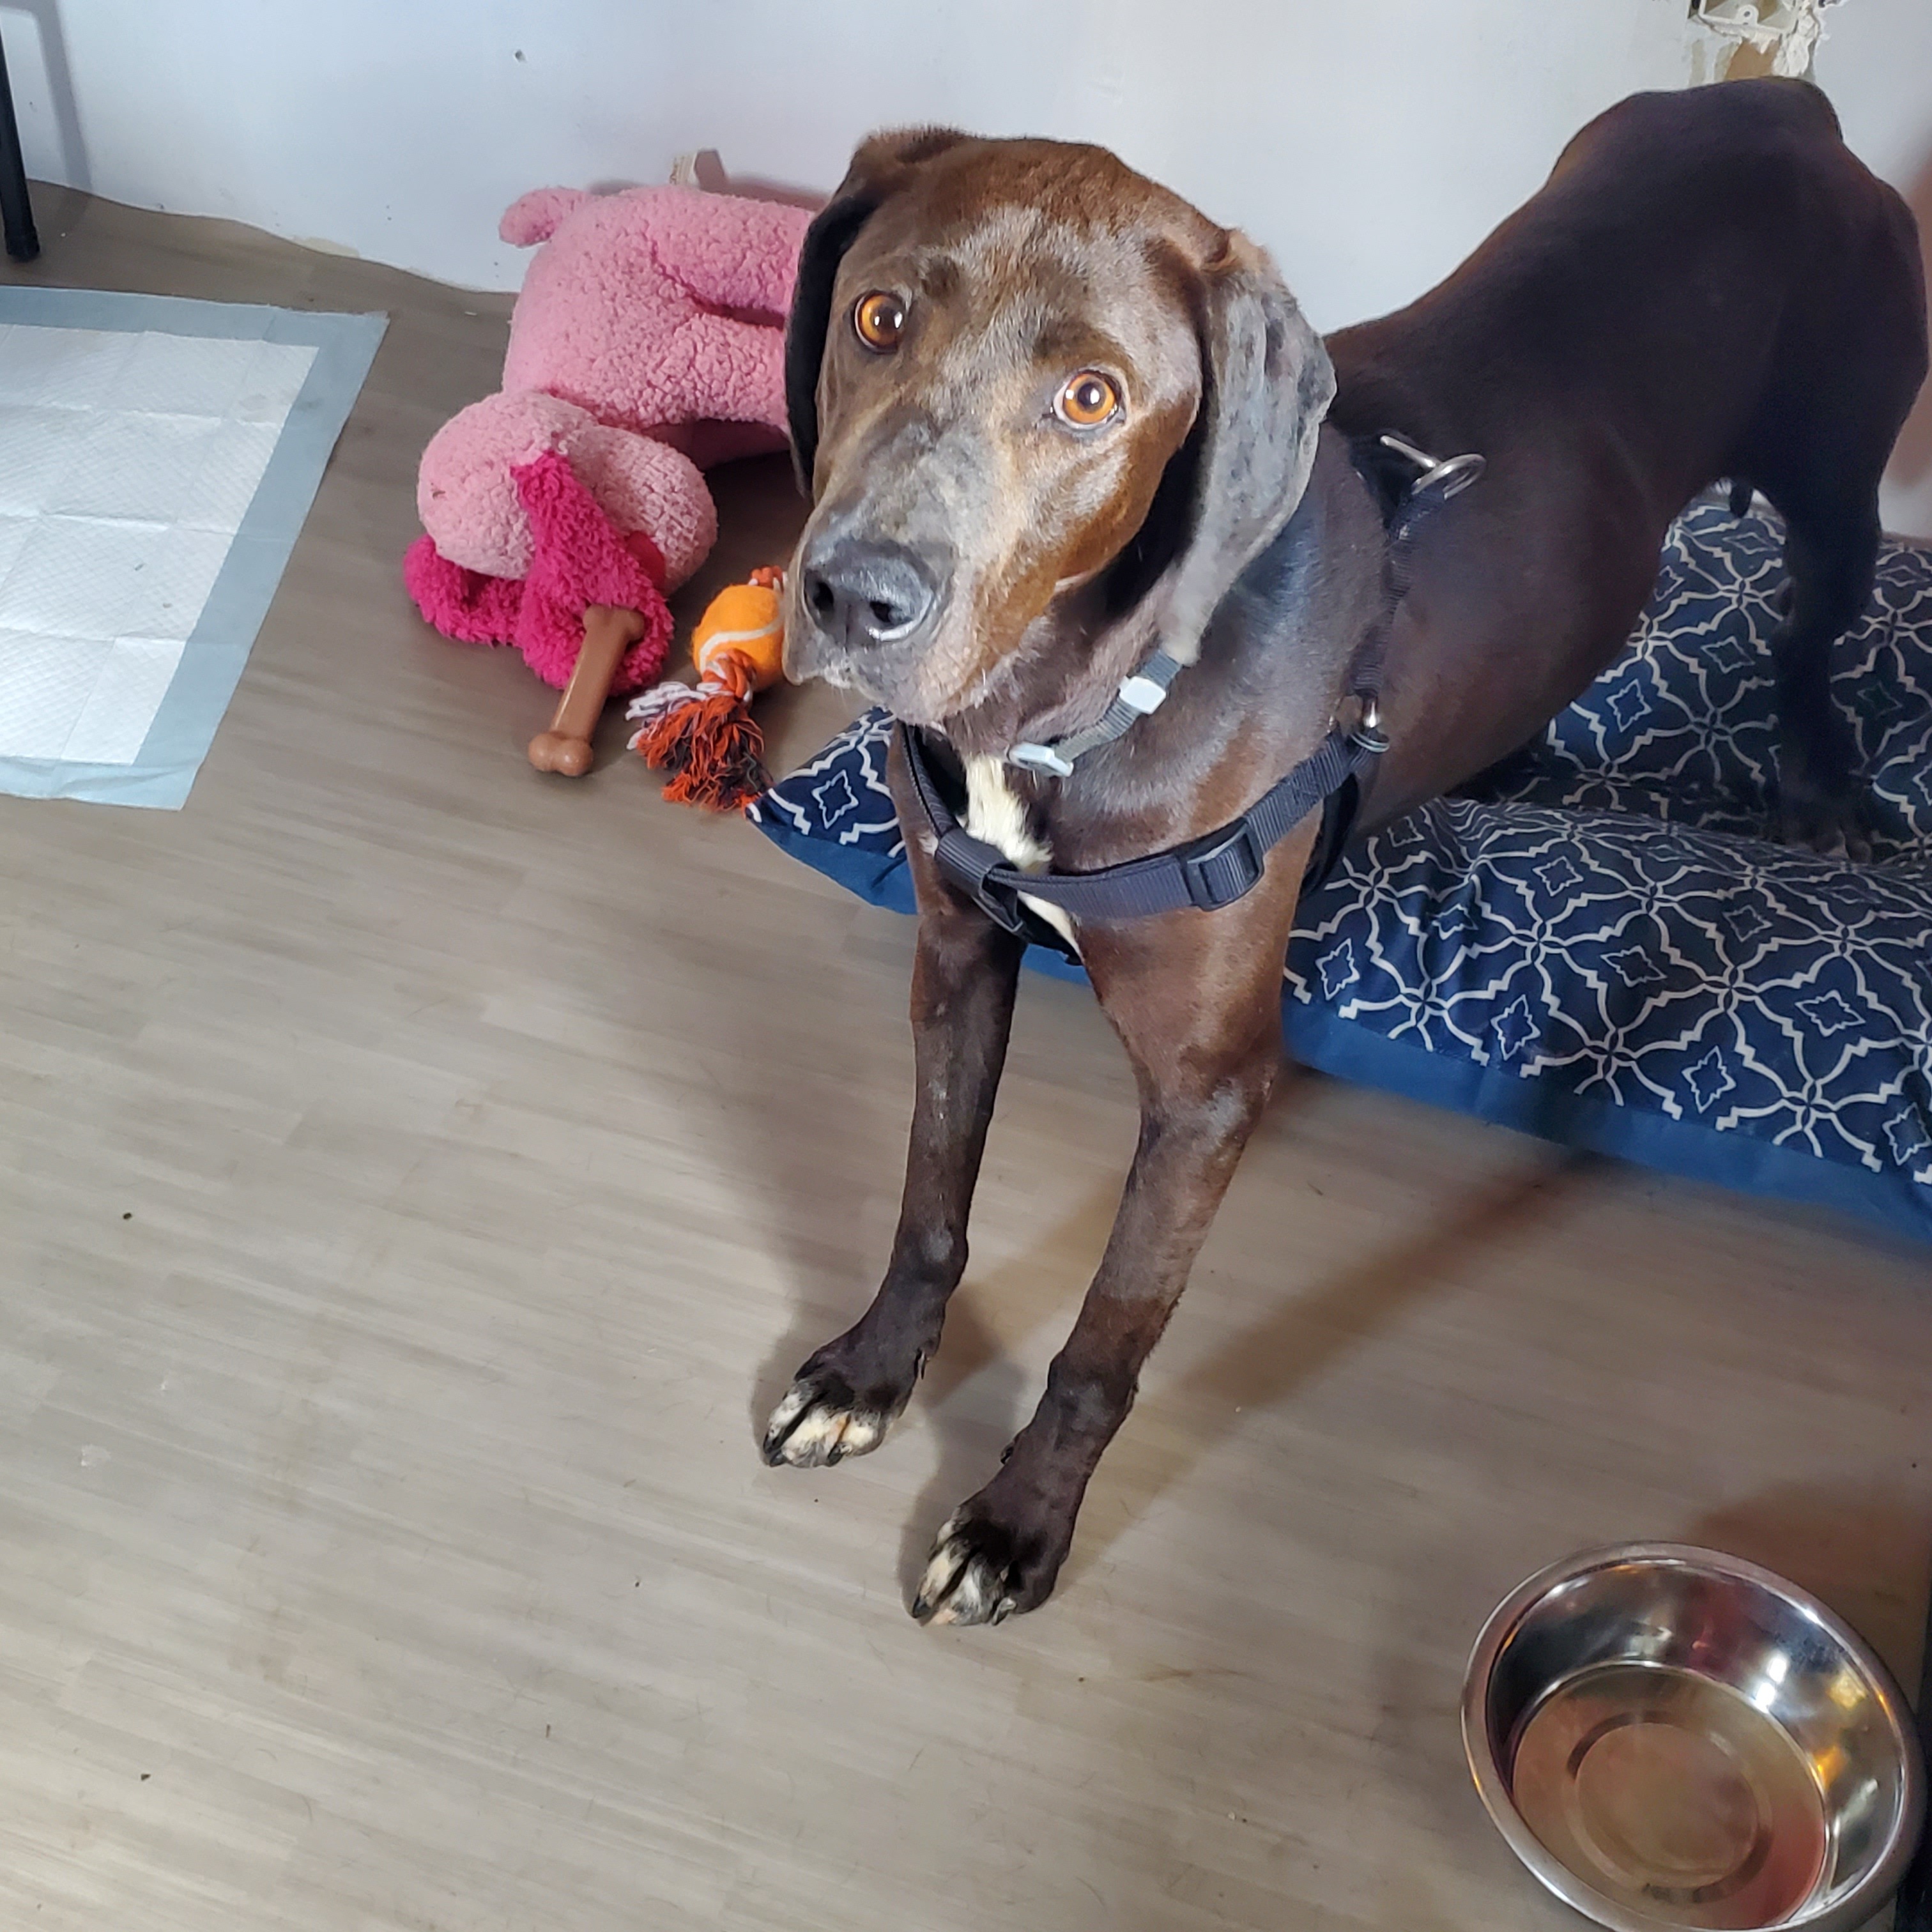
[627,567,786,810]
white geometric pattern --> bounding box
[1285,501,1932,1194]
[755,712,900,849]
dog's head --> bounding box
[783,130,1335,728]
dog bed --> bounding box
[751,499,1932,1244]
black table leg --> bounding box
[0,27,42,264]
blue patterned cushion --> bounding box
[752,500,1932,1243]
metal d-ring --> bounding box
[1379,432,1485,502]
[1349,694,1390,755]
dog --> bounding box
[760,79,1928,1627]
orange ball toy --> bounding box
[626,566,786,810]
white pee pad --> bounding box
[0,289,386,808]
[0,327,314,762]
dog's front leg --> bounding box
[763,865,1023,1469]
[912,854,1305,1627]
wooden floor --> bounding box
[3,185,1929,1932]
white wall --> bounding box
[1814,0,1932,540]
[6,0,1929,530]
[6,0,1711,321]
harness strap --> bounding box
[907,716,1379,931]
[1008,649,1185,778]
[901,431,1479,939]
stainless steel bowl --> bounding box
[1462,1545,1924,1932]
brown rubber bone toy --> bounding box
[526,604,647,776]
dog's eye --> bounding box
[852,291,907,353]
[1055,371,1122,429]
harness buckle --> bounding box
[1177,819,1267,911]
[1116,672,1170,716]
[1008,740,1076,778]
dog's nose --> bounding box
[800,540,940,646]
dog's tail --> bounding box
[1729,479,1754,518]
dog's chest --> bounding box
[963,757,1049,869]
[962,757,1076,949]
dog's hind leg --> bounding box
[763,887,1024,1469]
[1747,181,1926,858]
[1758,489,1881,858]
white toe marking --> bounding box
[766,1385,888,1463]
[919,1517,1002,1625]
[765,1387,809,1437]
[775,1406,846,1459]
[916,1516,963,1619]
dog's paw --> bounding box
[911,1499,1066,1628]
[1776,788,1871,864]
[760,1359,909,1469]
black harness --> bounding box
[900,434,1480,951]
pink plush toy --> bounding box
[405,183,811,770]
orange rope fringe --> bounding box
[632,648,769,811]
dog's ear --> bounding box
[1138,231,1336,663]
[785,128,968,494]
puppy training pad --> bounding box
[0,288,385,807]
[753,500,1932,1244]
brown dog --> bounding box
[762,80,1927,1626]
